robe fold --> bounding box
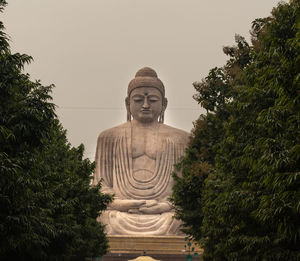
[93,121,188,235]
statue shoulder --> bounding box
[159,124,190,144]
[97,122,130,140]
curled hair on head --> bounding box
[128,67,165,98]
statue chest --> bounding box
[131,128,158,159]
[131,128,159,182]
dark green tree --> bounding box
[172,0,300,260]
[171,34,251,242]
[0,1,112,260]
[33,120,112,260]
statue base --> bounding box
[93,236,203,261]
[107,235,202,254]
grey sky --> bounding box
[3,0,281,160]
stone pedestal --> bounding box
[109,235,193,255]
[98,236,203,261]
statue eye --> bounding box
[133,98,143,102]
[148,96,159,103]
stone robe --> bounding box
[93,121,188,235]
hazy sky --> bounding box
[3,0,281,160]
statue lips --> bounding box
[141,109,152,114]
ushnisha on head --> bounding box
[126,67,168,123]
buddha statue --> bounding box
[93,67,189,235]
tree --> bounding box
[33,120,112,260]
[171,34,251,242]
[0,1,112,259]
[171,0,300,260]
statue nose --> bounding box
[142,99,150,109]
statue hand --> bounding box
[109,199,146,212]
[127,200,158,214]
[139,202,172,214]
[128,208,141,214]
[144,200,158,208]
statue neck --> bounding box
[131,119,160,129]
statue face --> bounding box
[129,87,163,123]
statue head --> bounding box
[126,67,168,123]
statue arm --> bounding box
[109,199,146,212]
[108,199,173,214]
[138,199,173,214]
[92,133,114,190]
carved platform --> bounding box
[109,235,190,254]
[109,235,186,254]
[98,235,203,261]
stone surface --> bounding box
[93,67,189,236]
[107,236,202,255]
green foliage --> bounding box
[171,34,251,242]
[172,0,300,260]
[0,1,112,259]
[31,121,112,260]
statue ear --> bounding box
[125,97,131,121]
[159,98,168,123]
[163,98,168,111]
